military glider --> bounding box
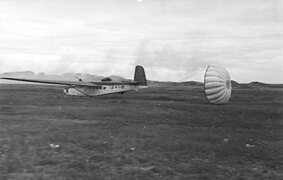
[0,65,148,97]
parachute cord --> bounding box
[178,70,205,82]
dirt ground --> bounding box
[0,84,282,180]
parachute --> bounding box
[204,65,231,104]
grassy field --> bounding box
[0,84,282,180]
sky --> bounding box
[0,0,282,83]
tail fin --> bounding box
[134,65,147,86]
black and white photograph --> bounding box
[0,0,282,179]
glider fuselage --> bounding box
[64,83,147,96]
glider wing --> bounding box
[0,77,100,87]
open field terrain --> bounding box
[0,83,282,180]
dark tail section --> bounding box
[134,65,147,86]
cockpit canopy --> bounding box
[101,77,112,82]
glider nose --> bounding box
[64,88,69,94]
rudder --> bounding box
[134,65,147,86]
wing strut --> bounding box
[73,87,91,97]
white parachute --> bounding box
[204,65,231,104]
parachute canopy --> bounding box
[204,65,231,104]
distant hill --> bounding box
[179,81,203,86]
[149,80,283,89]
[1,71,36,77]
[231,80,240,88]
[241,82,283,89]
[147,80,203,88]
[147,80,179,87]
